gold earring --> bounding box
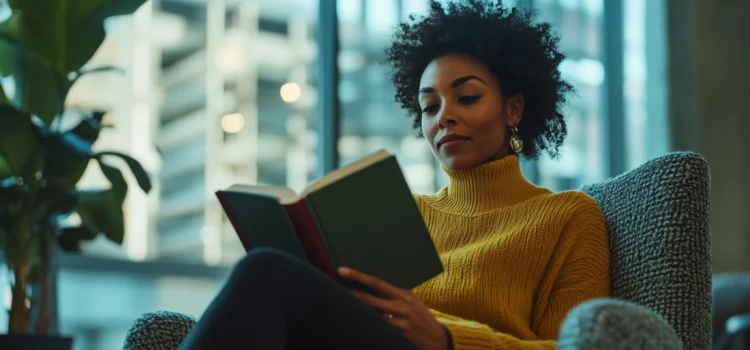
[509,126,524,153]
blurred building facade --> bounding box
[92,0,668,267]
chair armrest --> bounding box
[123,311,197,350]
[556,298,682,350]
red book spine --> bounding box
[215,191,253,251]
[284,200,337,279]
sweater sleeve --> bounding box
[430,308,557,349]
[428,198,611,350]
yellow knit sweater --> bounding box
[412,155,610,350]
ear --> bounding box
[506,93,524,127]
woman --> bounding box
[179,1,610,349]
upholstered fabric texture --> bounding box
[580,151,712,350]
[557,298,683,350]
[123,311,197,350]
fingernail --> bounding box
[338,267,350,276]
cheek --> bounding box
[471,113,507,143]
[421,116,436,140]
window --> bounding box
[623,0,669,170]
[74,0,320,265]
[70,0,667,264]
[157,1,320,265]
[337,0,437,195]
[532,0,607,191]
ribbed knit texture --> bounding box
[412,155,611,350]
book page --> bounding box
[301,149,391,196]
[226,184,299,204]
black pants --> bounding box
[179,248,418,349]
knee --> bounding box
[232,247,303,281]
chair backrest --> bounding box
[581,151,712,350]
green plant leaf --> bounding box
[20,57,62,124]
[76,189,124,244]
[77,65,125,77]
[0,8,51,72]
[0,105,43,179]
[5,0,147,74]
[0,81,9,106]
[69,114,103,143]
[0,177,26,218]
[0,27,65,125]
[38,185,78,217]
[57,225,98,252]
[69,65,124,87]
[95,152,151,193]
[39,127,94,187]
[0,156,12,179]
[92,110,105,123]
[95,158,127,201]
[0,176,27,203]
[0,13,27,70]
[76,160,127,244]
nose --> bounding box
[437,103,458,129]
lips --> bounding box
[437,133,471,149]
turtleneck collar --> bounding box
[427,155,548,215]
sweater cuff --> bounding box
[442,320,496,350]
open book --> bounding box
[216,150,443,290]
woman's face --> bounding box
[419,54,523,170]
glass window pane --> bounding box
[338,0,437,194]
[624,0,669,169]
[534,0,607,191]
[71,1,320,264]
[210,2,319,265]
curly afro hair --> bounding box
[385,0,573,159]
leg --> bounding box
[179,248,418,350]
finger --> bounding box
[339,267,402,298]
[351,290,403,315]
[385,317,410,331]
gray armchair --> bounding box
[124,152,713,350]
[559,151,712,350]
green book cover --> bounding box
[305,155,444,290]
[216,190,309,261]
[217,150,444,290]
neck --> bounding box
[432,155,544,214]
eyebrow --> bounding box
[419,75,487,94]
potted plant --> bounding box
[0,0,148,348]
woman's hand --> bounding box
[338,267,451,350]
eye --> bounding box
[458,95,481,104]
[421,105,439,115]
